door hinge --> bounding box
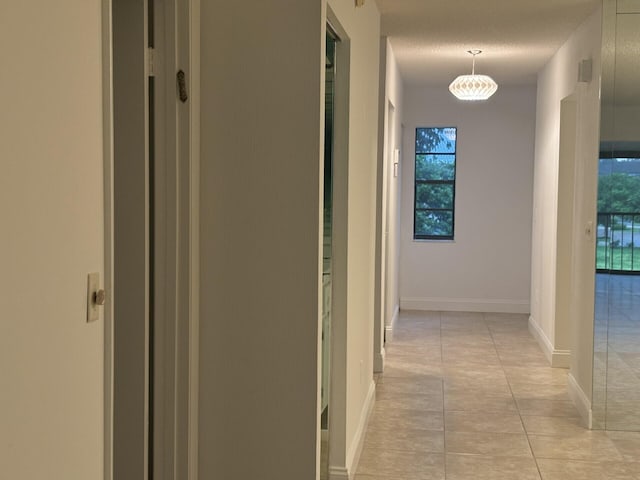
[177,70,188,103]
[147,48,156,77]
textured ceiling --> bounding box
[375,0,601,87]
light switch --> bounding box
[87,272,100,323]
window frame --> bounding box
[413,127,457,241]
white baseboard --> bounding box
[328,466,349,480]
[400,297,529,314]
[528,316,571,368]
[385,304,399,342]
[568,372,593,429]
[329,380,375,480]
[374,348,385,374]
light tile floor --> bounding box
[355,311,640,480]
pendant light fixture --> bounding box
[449,50,498,101]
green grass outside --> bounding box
[596,245,640,271]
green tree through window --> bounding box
[598,172,640,212]
[414,127,457,239]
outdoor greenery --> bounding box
[416,155,455,181]
[596,245,640,271]
[416,184,453,210]
[598,173,640,212]
[415,127,455,154]
[414,128,456,239]
[415,210,453,237]
[597,163,640,271]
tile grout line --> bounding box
[485,312,544,480]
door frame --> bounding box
[101,0,200,478]
[326,6,352,477]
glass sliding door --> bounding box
[593,0,640,431]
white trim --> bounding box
[326,8,351,478]
[528,316,571,368]
[551,351,571,368]
[374,348,386,373]
[401,297,530,314]
[568,372,593,429]
[328,466,349,480]
[329,379,376,480]
[172,0,200,477]
[186,2,200,479]
[105,0,199,477]
[372,39,389,394]
[343,380,376,479]
[385,304,399,342]
[101,0,114,479]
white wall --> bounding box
[0,1,106,479]
[198,3,323,478]
[399,86,536,314]
[530,8,602,410]
[374,39,404,369]
[198,1,380,479]
[325,3,381,476]
[384,40,404,334]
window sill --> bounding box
[413,238,456,244]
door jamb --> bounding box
[101,1,114,479]
[101,0,200,478]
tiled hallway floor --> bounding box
[355,311,640,480]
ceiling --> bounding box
[375,0,601,87]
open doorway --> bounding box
[109,0,198,478]
[321,23,339,480]
[112,0,154,477]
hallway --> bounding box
[355,311,640,479]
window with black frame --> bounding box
[414,127,457,240]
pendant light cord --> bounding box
[468,49,481,75]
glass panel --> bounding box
[416,183,454,210]
[415,210,453,237]
[416,154,455,181]
[593,1,640,432]
[416,127,457,153]
[592,0,618,431]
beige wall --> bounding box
[530,7,602,406]
[198,2,324,478]
[0,1,106,478]
[198,1,380,478]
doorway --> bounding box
[110,0,198,478]
[112,0,158,477]
[321,24,339,480]
[112,0,153,477]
